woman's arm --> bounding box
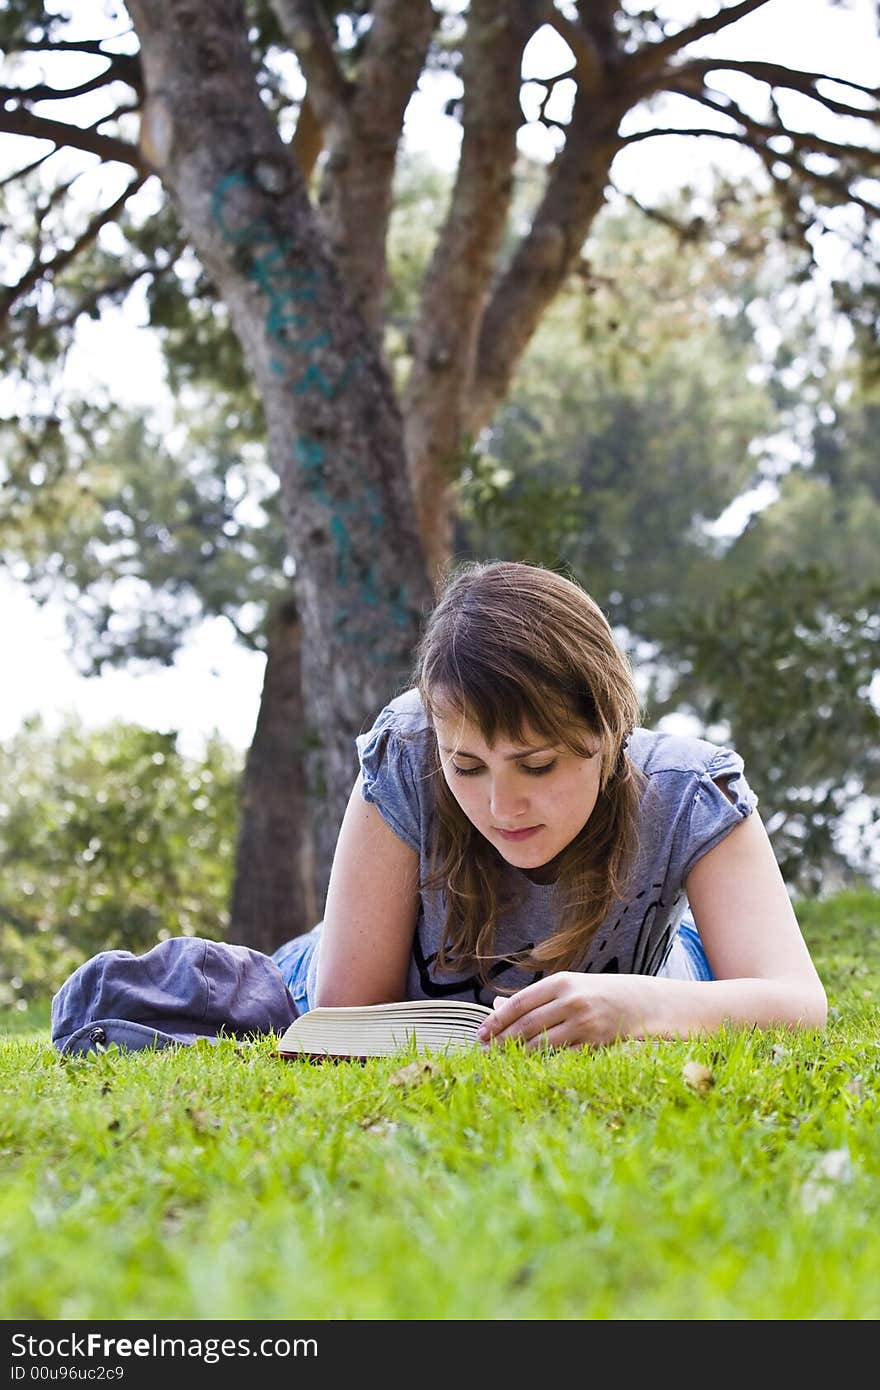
[478,811,827,1049]
[608,806,830,1040]
[680,807,827,1028]
[313,773,421,1007]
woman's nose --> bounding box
[489,777,528,822]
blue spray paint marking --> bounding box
[295,436,328,495]
[294,434,411,635]
[293,358,362,399]
[212,171,357,397]
[212,170,410,639]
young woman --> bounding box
[273,560,826,1049]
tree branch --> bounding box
[402,0,537,571]
[290,90,322,183]
[467,74,629,445]
[537,0,603,91]
[672,57,879,114]
[306,0,436,333]
[619,124,746,145]
[770,151,880,217]
[269,0,350,131]
[351,0,434,136]
[0,174,148,327]
[93,101,141,132]
[527,70,579,132]
[0,108,143,170]
[2,36,130,57]
[684,86,880,165]
[0,51,141,104]
[630,0,773,73]
[0,148,54,188]
[39,260,174,336]
[621,115,880,218]
[616,187,707,243]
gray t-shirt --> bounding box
[306,688,758,1007]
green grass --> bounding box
[2,890,878,1320]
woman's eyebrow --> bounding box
[438,744,557,761]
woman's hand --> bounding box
[476,972,656,1051]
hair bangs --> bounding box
[421,660,599,758]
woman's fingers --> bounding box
[480,987,569,1048]
[478,973,632,1049]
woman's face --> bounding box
[432,708,604,874]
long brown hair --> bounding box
[413,560,644,983]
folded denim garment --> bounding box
[51,936,298,1054]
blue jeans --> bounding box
[272,925,321,1016]
[664,913,715,981]
[272,913,713,1013]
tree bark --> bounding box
[228,596,319,954]
[128,0,433,898]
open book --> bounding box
[276,999,493,1060]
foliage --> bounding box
[0,400,289,670]
[0,719,243,1010]
[456,191,781,632]
[0,890,878,1321]
[723,376,880,592]
[454,201,880,891]
[648,565,880,893]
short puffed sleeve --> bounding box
[354,702,431,853]
[678,747,759,880]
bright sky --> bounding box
[2,0,878,757]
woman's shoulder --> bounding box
[355,686,432,770]
[627,725,745,779]
[628,726,758,871]
[353,688,433,852]
[381,686,429,728]
[358,686,430,744]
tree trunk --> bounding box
[272,0,437,338]
[228,596,319,954]
[128,0,434,889]
[402,0,534,580]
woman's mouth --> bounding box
[496,825,542,842]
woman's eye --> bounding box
[450,759,557,777]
